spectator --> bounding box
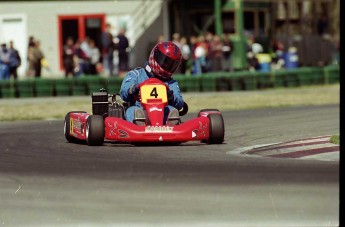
[146,35,165,60]
[271,39,285,70]
[0,43,10,80]
[28,36,35,48]
[189,35,198,71]
[80,36,91,59]
[74,40,88,76]
[27,40,36,77]
[179,36,191,74]
[102,23,115,76]
[222,33,234,72]
[63,37,76,78]
[193,35,208,75]
[33,40,44,78]
[172,33,181,49]
[8,41,21,80]
[246,51,260,71]
[284,46,299,69]
[88,39,100,75]
[157,34,165,43]
[209,34,223,72]
[115,28,130,77]
[204,31,213,72]
[172,33,182,74]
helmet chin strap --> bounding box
[145,64,152,73]
[145,63,171,81]
[145,64,155,78]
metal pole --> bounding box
[234,0,247,69]
[214,0,223,36]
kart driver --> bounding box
[119,41,184,126]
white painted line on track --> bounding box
[227,143,279,156]
[249,143,338,156]
[227,142,339,162]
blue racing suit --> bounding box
[119,64,184,123]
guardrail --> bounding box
[0,65,339,99]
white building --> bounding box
[0,0,169,78]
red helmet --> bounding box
[148,41,182,80]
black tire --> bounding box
[207,113,225,144]
[86,115,105,146]
[64,111,86,143]
[198,109,220,117]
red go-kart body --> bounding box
[64,78,224,146]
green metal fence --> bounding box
[0,66,339,99]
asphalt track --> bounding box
[0,104,340,227]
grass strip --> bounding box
[330,135,339,145]
[0,84,339,121]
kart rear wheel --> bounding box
[206,113,224,144]
[86,115,105,146]
[64,111,86,143]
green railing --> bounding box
[0,65,339,99]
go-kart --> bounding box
[64,78,224,146]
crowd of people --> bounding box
[62,24,130,78]
[62,36,101,78]
[0,25,339,80]
[0,41,21,80]
[0,36,46,80]
[160,32,235,76]
[101,24,130,78]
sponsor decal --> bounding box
[199,121,207,137]
[147,98,163,103]
[118,129,129,138]
[70,119,74,134]
[72,118,85,135]
[149,106,163,112]
[159,136,163,141]
[192,130,198,138]
[145,126,174,133]
[108,121,118,136]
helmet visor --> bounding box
[154,49,180,73]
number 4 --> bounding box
[150,87,158,98]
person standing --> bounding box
[193,35,208,75]
[209,34,223,72]
[27,40,36,77]
[0,43,10,80]
[8,41,21,80]
[179,36,191,74]
[63,37,76,78]
[33,40,44,78]
[101,23,115,76]
[88,39,100,75]
[222,33,234,72]
[115,28,130,77]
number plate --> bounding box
[141,84,167,104]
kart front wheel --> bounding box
[207,113,224,144]
[198,109,220,117]
[86,115,105,146]
[64,111,86,143]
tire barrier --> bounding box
[0,66,339,99]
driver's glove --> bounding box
[167,90,174,105]
[128,84,139,96]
